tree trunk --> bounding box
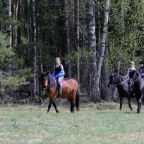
[17,0,21,44]
[88,0,99,102]
[64,0,71,77]
[0,0,2,30]
[95,0,110,100]
[31,0,38,102]
[36,6,43,99]
[74,0,80,84]
[0,1,2,18]
[13,0,19,46]
[6,0,12,73]
[101,62,110,100]
[7,0,12,48]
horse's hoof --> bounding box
[137,109,140,113]
[130,107,133,111]
[56,110,59,113]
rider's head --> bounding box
[55,57,61,65]
[140,63,144,67]
[130,61,135,67]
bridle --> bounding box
[110,75,129,86]
[112,78,128,86]
[44,75,56,88]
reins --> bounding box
[49,78,56,85]
[132,76,140,83]
[112,76,129,86]
[44,76,56,88]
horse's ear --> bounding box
[43,71,50,76]
[109,73,113,78]
[109,74,111,78]
[109,72,113,76]
[46,71,50,76]
[41,73,45,77]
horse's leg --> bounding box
[70,100,75,113]
[136,96,141,113]
[128,94,133,111]
[47,100,52,113]
[75,90,80,111]
[52,101,59,113]
[138,95,143,113]
[119,96,123,110]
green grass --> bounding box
[0,102,144,144]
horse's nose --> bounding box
[44,79,48,87]
[42,85,46,89]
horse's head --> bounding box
[108,74,115,87]
[41,72,50,88]
[41,72,56,88]
[108,73,123,87]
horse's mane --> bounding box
[116,74,125,82]
[43,71,50,77]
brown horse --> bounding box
[41,72,80,113]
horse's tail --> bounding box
[76,89,80,111]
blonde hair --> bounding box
[56,57,60,60]
[55,57,61,65]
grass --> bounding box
[0,102,144,144]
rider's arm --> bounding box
[60,64,64,71]
[52,71,55,77]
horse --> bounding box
[129,70,144,113]
[41,72,80,113]
[108,73,133,111]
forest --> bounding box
[0,0,144,103]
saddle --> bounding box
[56,80,69,89]
[61,80,69,88]
[56,80,69,97]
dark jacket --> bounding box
[139,66,144,75]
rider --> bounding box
[127,61,136,88]
[52,57,65,95]
[139,61,144,78]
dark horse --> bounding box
[108,74,133,111]
[129,70,144,113]
[41,72,80,113]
